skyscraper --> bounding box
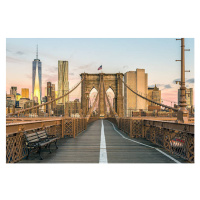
[47,82,51,97]
[147,84,161,111]
[124,69,148,116]
[10,86,17,97]
[58,61,69,104]
[51,84,56,109]
[21,88,29,98]
[32,46,42,104]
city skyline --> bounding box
[6,38,194,105]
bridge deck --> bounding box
[19,120,187,163]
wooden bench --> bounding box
[24,130,58,160]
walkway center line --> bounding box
[106,120,181,164]
[99,120,108,163]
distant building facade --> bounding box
[19,98,30,109]
[178,88,193,108]
[51,84,56,109]
[65,99,81,117]
[124,69,148,117]
[58,60,69,104]
[47,82,51,97]
[6,94,15,108]
[147,84,161,111]
[46,82,56,113]
[32,47,42,104]
[16,93,22,101]
[21,88,29,98]
[10,86,17,97]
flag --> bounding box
[98,65,102,70]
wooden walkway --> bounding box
[19,120,187,163]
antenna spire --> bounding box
[36,44,38,59]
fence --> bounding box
[117,118,194,163]
[6,117,87,163]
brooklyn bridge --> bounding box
[6,70,194,163]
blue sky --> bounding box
[6,38,194,104]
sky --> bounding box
[6,38,194,106]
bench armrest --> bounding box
[27,142,39,148]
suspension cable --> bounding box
[120,78,178,112]
[7,77,85,116]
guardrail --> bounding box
[111,117,194,163]
[6,117,87,163]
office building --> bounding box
[58,60,69,104]
[32,46,42,104]
[19,98,30,109]
[124,69,148,117]
[6,94,15,107]
[10,86,17,97]
[147,84,161,111]
[16,93,22,101]
[21,88,29,98]
[47,82,51,97]
[51,84,56,109]
[65,99,81,117]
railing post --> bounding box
[73,118,75,138]
[62,118,64,138]
[130,119,133,138]
[142,120,145,138]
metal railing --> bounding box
[110,117,194,163]
[6,117,87,163]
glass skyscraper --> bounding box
[32,46,42,104]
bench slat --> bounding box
[29,138,40,143]
[25,132,38,137]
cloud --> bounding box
[75,62,95,70]
[148,84,172,89]
[173,78,194,84]
[76,64,90,70]
[43,73,57,83]
[44,66,57,74]
[69,72,74,76]
[164,84,172,89]
[6,56,23,63]
[123,65,129,69]
[16,51,24,55]
[26,74,32,79]
[148,84,162,88]
[186,78,194,83]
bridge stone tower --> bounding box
[80,73,124,117]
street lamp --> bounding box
[176,38,190,123]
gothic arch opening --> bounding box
[89,87,98,116]
[106,87,115,115]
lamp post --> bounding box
[176,38,189,123]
